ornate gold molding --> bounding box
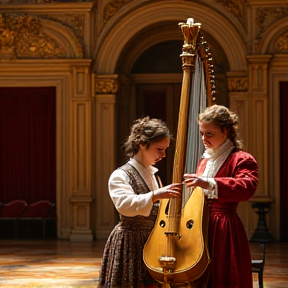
[103,0,132,23]
[0,12,84,59]
[215,0,245,26]
[256,7,288,36]
[227,77,249,92]
[275,31,288,53]
[94,76,119,94]
[41,13,85,45]
[0,13,64,59]
[226,72,249,92]
[254,7,288,53]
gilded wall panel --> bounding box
[0,12,84,59]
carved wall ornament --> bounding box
[256,7,288,43]
[275,31,288,53]
[256,7,288,35]
[103,0,132,23]
[227,77,248,92]
[214,0,245,26]
[0,13,67,59]
[95,78,119,94]
[39,14,85,48]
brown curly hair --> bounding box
[198,105,243,149]
[123,116,171,159]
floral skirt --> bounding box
[98,215,157,288]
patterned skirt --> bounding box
[98,214,157,288]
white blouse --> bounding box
[108,158,159,217]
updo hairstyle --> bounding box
[123,116,170,159]
[198,104,243,149]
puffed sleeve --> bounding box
[215,151,259,202]
[108,169,154,217]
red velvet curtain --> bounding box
[0,87,56,204]
[280,81,288,241]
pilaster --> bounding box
[227,71,254,236]
[246,55,272,197]
[92,74,118,239]
[69,65,93,242]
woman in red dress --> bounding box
[184,105,258,288]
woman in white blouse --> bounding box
[98,116,182,288]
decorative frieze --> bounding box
[226,72,249,92]
[215,0,246,26]
[275,31,288,53]
[0,13,64,59]
[94,75,119,94]
[36,13,86,46]
[255,7,288,52]
[256,7,288,37]
[0,13,83,59]
[103,0,132,23]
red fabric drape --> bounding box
[0,87,56,204]
[280,81,288,241]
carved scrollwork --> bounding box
[95,78,119,94]
[0,13,66,59]
[275,32,288,53]
[103,0,132,23]
[256,7,288,36]
[0,13,83,59]
[227,77,248,92]
[255,7,288,51]
[215,0,245,26]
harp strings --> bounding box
[183,55,207,205]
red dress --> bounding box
[197,150,258,288]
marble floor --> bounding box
[0,239,287,287]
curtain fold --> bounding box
[0,87,56,204]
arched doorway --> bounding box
[93,2,245,238]
[115,36,229,186]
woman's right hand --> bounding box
[152,183,183,202]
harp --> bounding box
[143,18,215,287]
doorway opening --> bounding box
[280,81,288,241]
[0,87,56,239]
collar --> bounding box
[129,158,158,175]
[202,139,235,159]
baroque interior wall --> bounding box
[1,0,288,241]
[93,0,288,241]
[0,4,95,242]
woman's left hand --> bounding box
[183,173,210,189]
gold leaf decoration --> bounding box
[0,13,66,59]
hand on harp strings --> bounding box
[152,183,183,202]
[183,173,212,190]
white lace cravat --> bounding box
[201,139,235,198]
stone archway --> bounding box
[92,1,246,239]
[93,0,247,74]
